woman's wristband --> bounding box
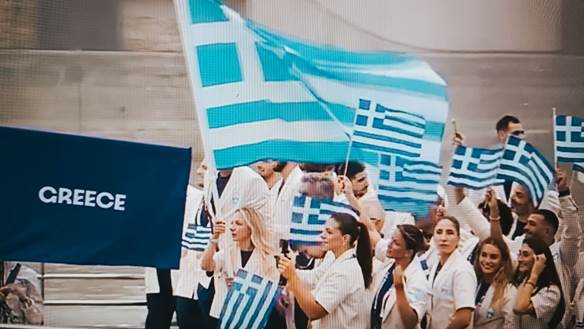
[489,216,500,221]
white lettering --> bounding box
[114,194,126,211]
[39,186,57,203]
[84,190,97,207]
[58,188,73,204]
[73,189,84,206]
[39,186,126,211]
[96,192,114,209]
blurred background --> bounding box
[1,0,583,327]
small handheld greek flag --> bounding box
[219,269,281,329]
[377,154,442,217]
[497,136,553,206]
[181,210,212,252]
[447,145,504,189]
[352,99,426,159]
[556,115,584,163]
[290,195,358,246]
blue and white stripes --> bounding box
[448,145,504,189]
[377,154,442,216]
[498,136,554,206]
[574,162,584,174]
[556,115,584,162]
[352,99,426,158]
[219,269,280,329]
[290,195,358,246]
[175,0,448,169]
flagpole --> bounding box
[342,105,361,177]
[552,107,558,169]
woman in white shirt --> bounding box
[427,216,477,329]
[512,237,564,329]
[473,237,517,329]
[370,224,429,329]
[278,212,372,329]
[200,207,281,325]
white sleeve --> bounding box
[405,270,429,320]
[452,265,477,310]
[532,285,562,323]
[212,250,225,273]
[375,238,390,262]
[313,267,357,314]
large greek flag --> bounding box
[175,0,448,169]
[352,99,425,158]
[497,136,553,206]
[290,195,358,246]
[447,145,504,189]
[377,154,442,216]
[219,269,280,329]
[556,115,584,162]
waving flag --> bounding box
[376,154,442,216]
[447,145,504,189]
[497,136,553,206]
[219,269,280,329]
[175,0,448,169]
[290,195,358,246]
[556,115,584,162]
[352,99,426,158]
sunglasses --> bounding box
[510,130,525,136]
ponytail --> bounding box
[330,213,373,288]
[356,222,373,288]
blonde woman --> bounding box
[200,207,281,326]
[473,237,517,328]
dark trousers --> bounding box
[176,296,203,329]
[196,280,218,329]
[145,269,175,329]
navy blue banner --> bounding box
[0,127,191,268]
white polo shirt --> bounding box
[516,284,561,329]
[298,250,369,329]
[427,250,477,329]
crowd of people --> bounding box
[144,114,584,329]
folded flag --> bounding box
[377,154,442,216]
[555,115,584,162]
[182,207,212,252]
[219,269,280,329]
[290,195,358,246]
[175,0,448,169]
[497,136,553,206]
[351,99,426,159]
[447,145,504,189]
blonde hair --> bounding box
[229,208,277,278]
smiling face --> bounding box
[320,220,346,252]
[524,214,546,240]
[387,230,410,260]
[510,185,532,216]
[479,243,503,276]
[230,212,252,243]
[517,243,535,274]
[433,218,459,257]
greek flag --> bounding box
[290,195,358,246]
[556,115,584,162]
[181,210,212,251]
[219,269,280,329]
[352,99,425,158]
[573,162,584,174]
[175,0,448,169]
[497,136,553,206]
[377,154,442,216]
[447,145,504,189]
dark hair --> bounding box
[396,224,426,259]
[300,163,336,173]
[495,115,520,132]
[434,216,461,237]
[479,199,514,236]
[513,237,565,328]
[331,213,372,288]
[531,209,559,236]
[273,161,288,172]
[299,173,334,200]
[335,161,366,180]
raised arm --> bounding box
[557,169,580,267]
